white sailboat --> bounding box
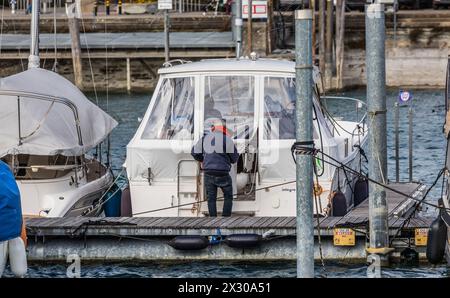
[125,58,368,217]
[0,0,118,217]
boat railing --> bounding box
[162,59,192,68]
[320,96,367,147]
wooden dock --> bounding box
[25,182,433,262]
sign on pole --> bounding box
[158,0,173,10]
[398,90,412,104]
[242,0,267,19]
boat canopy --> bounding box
[0,68,118,157]
[126,60,335,181]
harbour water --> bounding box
[6,88,449,278]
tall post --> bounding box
[68,6,83,89]
[394,102,399,182]
[235,0,242,58]
[319,0,326,76]
[365,3,390,260]
[335,0,345,90]
[247,0,252,55]
[294,9,314,278]
[164,9,170,62]
[126,57,131,92]
[408,106,413,182]
[231,0,237,41]
[311,0,315,63]
[325,0,332,87]
[106,0,110,15]
[94,0,98,16]
[118,0,123,15]
[28,0,40,69]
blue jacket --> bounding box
[0,161,22,242]
[191,128,239,175]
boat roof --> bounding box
[158,58,296,75]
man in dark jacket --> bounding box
[191,119,239,217]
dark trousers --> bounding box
[204,173,233,217]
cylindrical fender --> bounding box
[8,237,27,277]
[168,236,209,250]
[120,186,132,217]
[426,216,448,265]
[0,241,8,277]
[353,178,369,207]
[331,191,347,217]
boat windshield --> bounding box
[204,76,255,139]
[141,77,195,140]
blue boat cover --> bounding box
[0,160,22,242]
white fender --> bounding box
[0,241,8,277]
[8,237,27,277]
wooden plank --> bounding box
[147,217,169,227]
[220,216,242,228]
[171,217,193,228]
[228,217,252,228]
[261,217,283,228]
[185,217,207,228]
[136,217,160,227]
[248,217,267,228]
[202,217,224,228]
[237,216,261,228]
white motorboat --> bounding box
[0,0,118,217]
[125,58,368,217]
[0,68,118,217]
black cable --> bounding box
[316,150,450,212]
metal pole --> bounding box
[394,102,399,182]
[247,0,252,55]
[294,9,314,278]
[164,9,170,62]
[408,106,413,182]
[235,0,242,59]
[28,0,40,69]
[365,3,390,259]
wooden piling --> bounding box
[335,0,345,90]
[247,0,253,55]
[126,57,131,92]
[68,15,83,89]
[325,0,333,89]
[319,0,326,77]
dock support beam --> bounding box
[294,9,314,278]
[68,15,83,89]
[365,4,390,260]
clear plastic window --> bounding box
[263,77,296,139]
[263,77,319,140]
[204,76,254,139]
[141,77,195,140]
